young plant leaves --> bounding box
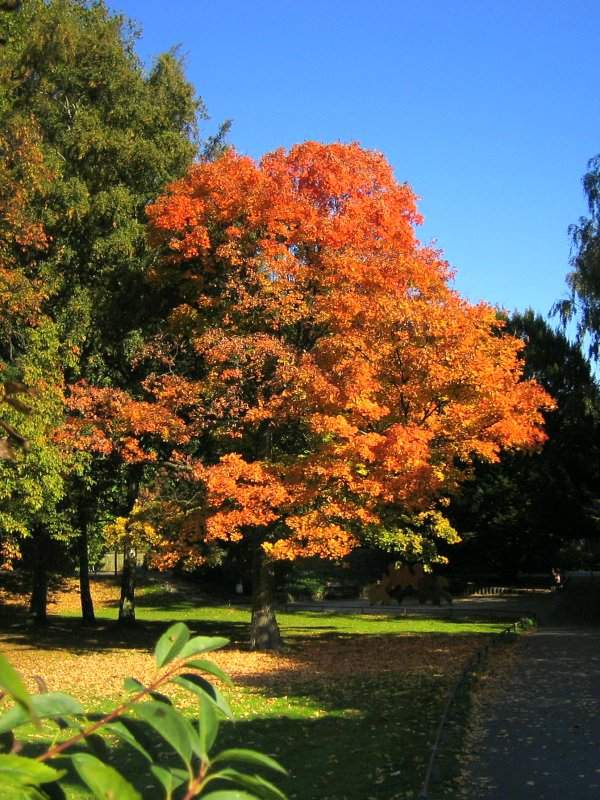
[154,622,190,668]
[123,677,172,705]
[149,764,188,797]
[208,769,287,800]
[178,636,229,660]
[198,696,219,758]
[0,777,48,800]
[0,654,32,714]
[0,693,83,734]
[71,753,141,800]
[212,749,287,775]
[171,673,233,719]
[0,754,64,785]
[102,720,153,763]
[184,659,233,687]
[135,701,198,766]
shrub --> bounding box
[0,622,287,799]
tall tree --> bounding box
[64,143,551,648]
[555,154,600,356]
[449,310,600,575]
[0,116,66,613]
[0,0,205,621]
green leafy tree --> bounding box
[0,111,68,601]
[450,310,600,576]
[555,154,600,356]
[0,0,213,621]
[363,509,460,566]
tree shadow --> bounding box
[0,611,251,653]
[1,599,498,798]
[17,666,456,800]
[0,598,502,659]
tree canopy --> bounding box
[0,114,65,572]
[0,3,568,646]
[63,142,551,645]
[555,154,600,356]
[0,0,205,620]
[449,309,600,575]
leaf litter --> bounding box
[0,578,490,702]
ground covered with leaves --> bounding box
[0,576,507,799]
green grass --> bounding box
[57,580,508,640]
[14,670,468,800]
[3,583,511,799]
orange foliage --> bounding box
[58,383,190,462]
[69,142,553,565]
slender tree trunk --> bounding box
[78,525,95,624]
[118,537,136,625]
[117,470,141,625]
[250,545,281,651]
[29,529,48,624]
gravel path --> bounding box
[466,627,600,799]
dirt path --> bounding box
[465,627,600,799]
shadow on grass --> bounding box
[0,598,503,665]
[1,595,497,798]
[103,589,233,611]
[19,669,457,800]
[0,610,250,653]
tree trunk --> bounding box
[78,525,95,624]
[29,530,48,624]
[250,546,281,651]
[118,469,141,625]
[118,538,136,625]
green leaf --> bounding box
[0,777,47,800]
[70,753,141,800]
[123,677,145,694]
[0,654,32,714]
[198,696,219,758]
[135,701,198,765]
[184,658,233,687]
[150,690,173,705]
[0,693,83,734]
[0,754,64,785]
[213,749,287,775]
[149,765,188,796]
[171,674,233,719]
[209,769,287,800]
[154,623,190,668]
[178,636,229,660]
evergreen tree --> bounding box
[450,310,600,576]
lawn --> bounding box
[0,576,510,799]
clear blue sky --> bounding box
[113,0,600,322]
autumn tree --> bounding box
[66,142,550,648]
[58,382,191,622]
[0,0,209,621]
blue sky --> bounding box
[113,0,600,322]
